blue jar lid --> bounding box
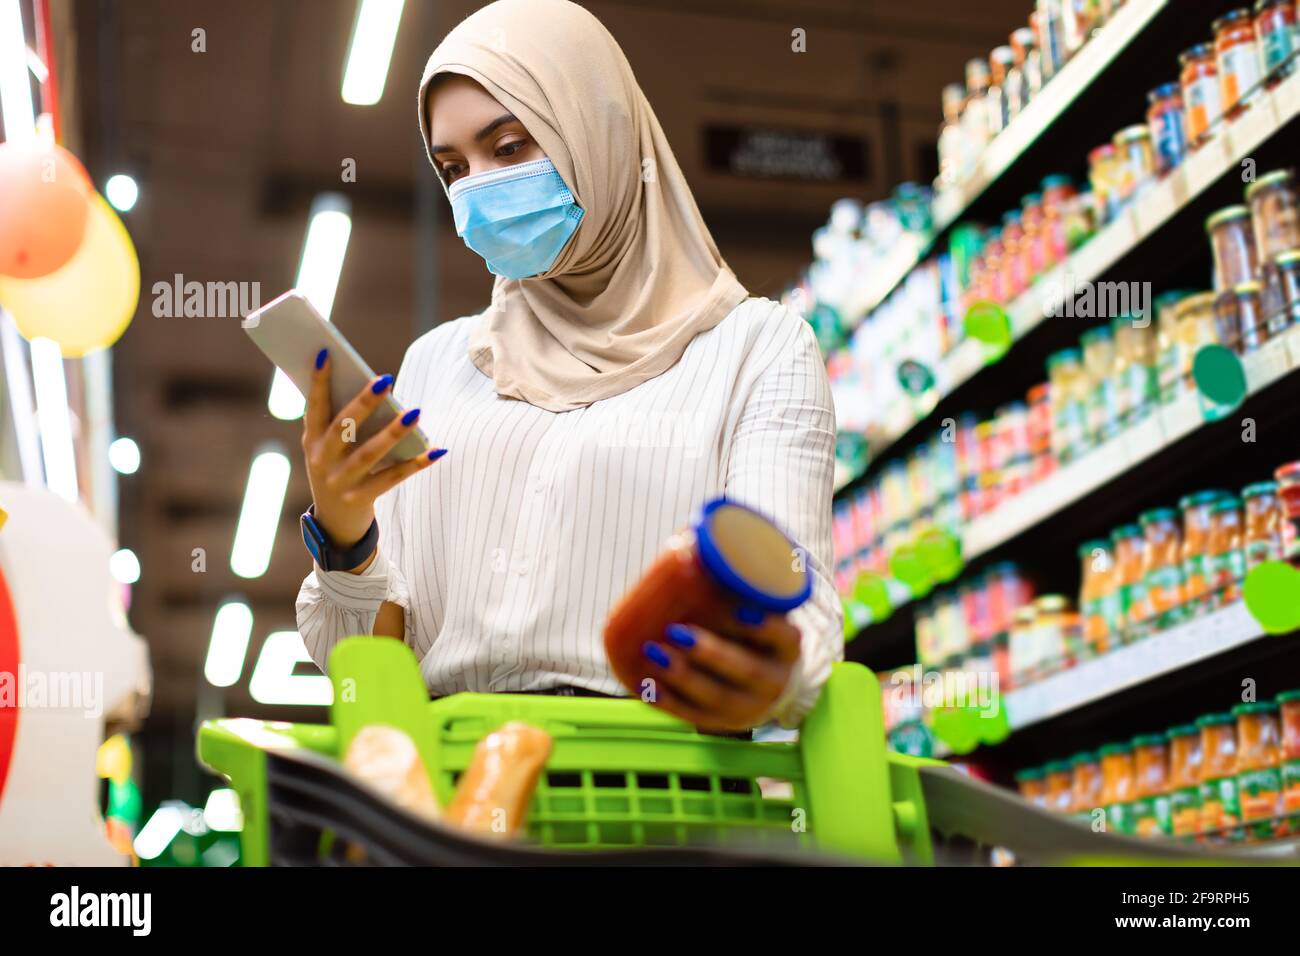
[1147,81,1181,103]
[695,498,813,614]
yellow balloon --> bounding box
[0,192,139,356]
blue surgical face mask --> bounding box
[447,158,584,280]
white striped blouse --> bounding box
[295,296,843,727]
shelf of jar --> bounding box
[1002,601,1264,732]
[962,321,1300,560]
[834,65,1300,500]
[931,0,1169,232]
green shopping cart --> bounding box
[197,637,1290,866]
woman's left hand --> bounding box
[640,616,800,732]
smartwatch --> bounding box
[300,507,379,572]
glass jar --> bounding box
[1213,291,1245,354]
[1044,759,1075,813]
[938,83,967,189]
[1081,326,1119,444]
[1254,0,1298,84]
[1041,174,1080,262]
[1070,750,1103,819]
[1099,742,1137,834]
[603,498,812,692]
[1007,604,1040,688]
[1087,143,1122,226]
[962,58,993,159]
[1079,539,1118,656]
[1139,507,1185,632]
[1179,44,1223,147]
[1027,381,1054,472]
[1034,594,1073,675]
[1113,313,1159,426]
[1274,461,1300,559]
[1279,689,1300,820]
[1015,766,1048,807]
[1206,205,1258,292]
[1214,9,1266,118]
[1206,496,1246,607]
[1167,724,1204,838]
[1233,280,1269,352]
[988,46,1016,137]
[982,229,1007,306]
[1180,490,1227,615]
[1020,193,1047,283]
[1233,701,1283,840]
[1111,523,1147,636]
[1131,734,1173,837]
[1198,712,1242,840]
[1242,480,1285,569]
[1007,28,1036,118]
[1275,249,1300,331]
[1001,210,1028,300]
[1146,82,1189,176]
[1245,169,1300,263]
[1163,292,1209,402]
[1112,124,1156,205]
[1047,347,1089,463]
[1035,1,1067,81]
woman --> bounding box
[296,0,841,731]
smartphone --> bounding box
[243,290,432,467]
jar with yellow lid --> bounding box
[1081,326,1120,444]
[1047,348,1090,464]
[1112,124,1156,205]
[1113,313,1159,426]
[1206,205,1258,293]
[1172,292,1220,393]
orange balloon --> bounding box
[0,193,139,357]
[0,142,94,279]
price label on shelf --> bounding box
[1243,337,1290,392]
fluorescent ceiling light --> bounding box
[108,436,140,474]
[105,173,139,212]
[230,448,291,579]
[0,310,42,486]
[133,802,187,860]
[249,631,333,706]
[341,0,405,106]
[0,0,36,144]
[205,599,253,688]
[109,548,140,584]
[202,788,243,832]
[268,194,352,420]
[29,337,77,502]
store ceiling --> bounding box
[72,0,1027,726]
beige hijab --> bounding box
[418,0,749,412]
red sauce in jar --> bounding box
[603,498,812,693]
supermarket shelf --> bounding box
[835,65,1300,496]
[837,0,1172,330]
[930,0,1169,230]
[1003,603,1264,731]
[846,325,1300,669]
[963,324,1300,559]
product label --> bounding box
[1199,776,1242,838]
[1283,759,1300,813]
[1106,801,1133,835]
[1145,566,1186,626]
[1219,45,1264,111]
[1170,785,1202,837]
[1131,794,1173,837]
[1151,111,1189,173]
[1260,16,1297,73]
[1244,536,1284,570]
[1184,75,1222,140]
[1238,766,1283,839]
[1120,363,1158,425]
[1054,401,1088,462]
[1208,548,1246,596]
[1088,381,1121,443]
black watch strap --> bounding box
[303,507,379,572]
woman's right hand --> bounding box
[302,348,444,569]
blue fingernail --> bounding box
[665,623,695,649]
[315,348,328,370]
[401,407,421,426]
[734,604,766,626]
[426,448,447,462]
[371,374,394,395]
[643,642,671,668]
